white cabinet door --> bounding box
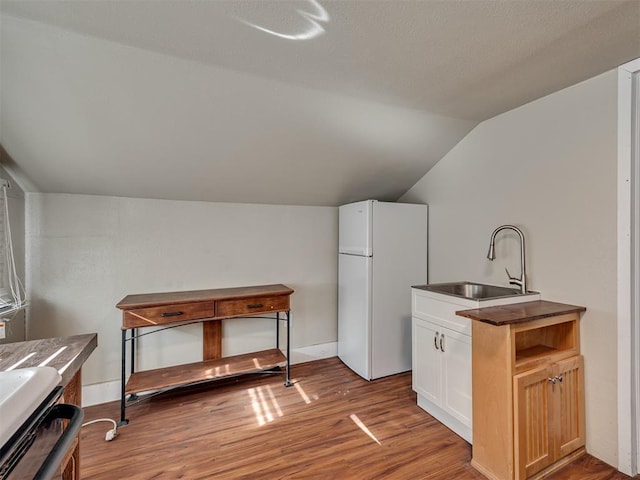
[441,328,472,427]
[412,317,442,405]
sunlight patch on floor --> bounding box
[265,385,283,417]
[350,414,381,445]
[248,386,283,426]
[294,381,312,404]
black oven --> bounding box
[0,386,83,480]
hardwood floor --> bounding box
[80,357,631,479]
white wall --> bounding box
[25,194,337,387]
[401,70,619,466]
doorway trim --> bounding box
[618,57,640,477]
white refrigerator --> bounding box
[338,200,428,380]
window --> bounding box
[0,179,25,311]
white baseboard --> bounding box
[288,341,337,365]
[82,342,338,407]
[82,379,121,408]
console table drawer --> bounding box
[123,302,214,328]
[216,295,290,318]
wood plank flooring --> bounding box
[80,357,632,479]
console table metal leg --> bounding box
[276,312,280,350]
[130,327,136,375]
[119,329,129,426]
[128,328,139,402]
[285,310,292,387]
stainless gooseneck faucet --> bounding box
[487,225,527,294]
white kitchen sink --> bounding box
[0,366,61,448]
[413,281,540,309]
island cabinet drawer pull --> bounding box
[216,295,290,317]
[161,311,184,317]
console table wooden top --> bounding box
[117,283,294,310]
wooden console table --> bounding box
[116,284,294,425]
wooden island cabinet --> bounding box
[116,284,294,425]
[457,301,586,480]
[0,334,97,480]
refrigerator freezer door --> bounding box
[338,253,372,379]
[338,200,373,256]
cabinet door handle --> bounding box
[547,375,564,385]
[246,303,264,309]
[161,311,184,317]
[440,333,445,352]
[434,332,440,350]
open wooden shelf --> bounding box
[515,344,557,362]
[513,316,578,371]
[125,348,286,396]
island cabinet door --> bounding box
[555,355,585,458]
[513,364,555,480]
[412,317,442,405]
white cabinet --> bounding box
[411,285,541,444]
[411,288,472,443]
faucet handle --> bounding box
[505,267,522,286]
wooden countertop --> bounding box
[0,333,97,387]
[117,284,294,310]
[456,300,586,326]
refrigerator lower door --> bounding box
[338,253,372,380]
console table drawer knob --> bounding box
[161,311,184,317]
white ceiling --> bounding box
[1,0,639,206]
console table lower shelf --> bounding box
[125,348,287,396]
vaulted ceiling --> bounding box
[1,0,639,206]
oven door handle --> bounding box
[33,403,84,480]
